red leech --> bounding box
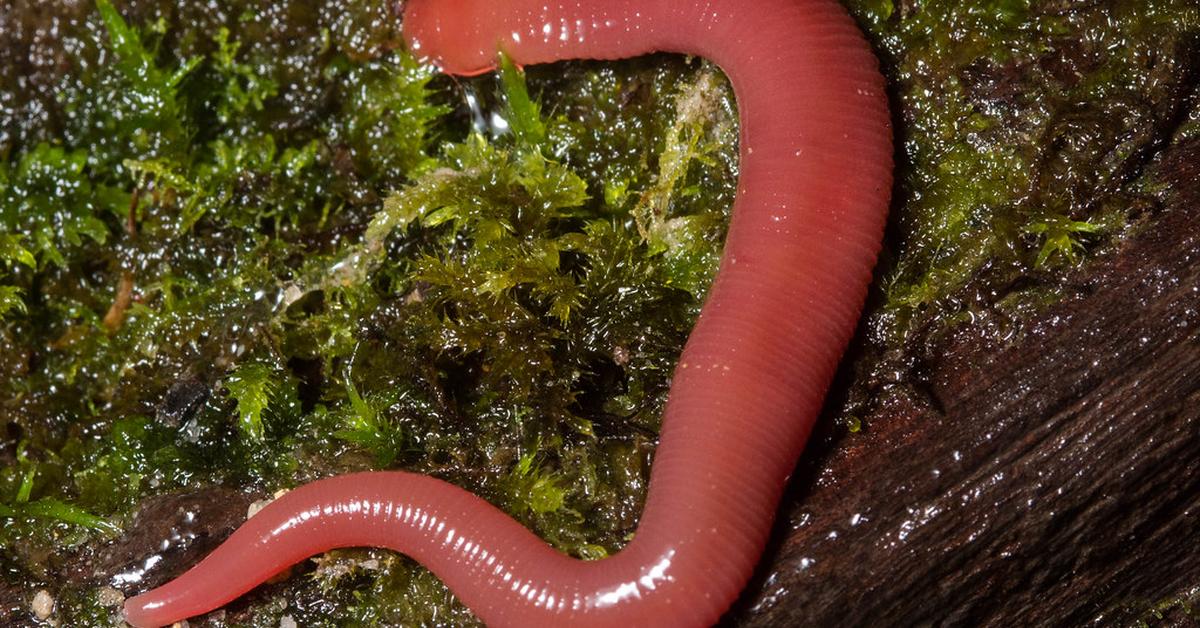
[124,1,892,625]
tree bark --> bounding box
[727,139,1200,627]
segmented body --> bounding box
[125,1,892,626]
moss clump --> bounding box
[844,0,1200,345]
[1,0,734,623]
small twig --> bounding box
[103,189,142,333]
[102,271,135,332]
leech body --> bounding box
[124,1,892,626]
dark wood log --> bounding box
[74,487,256,590]
[727,139,1200,627]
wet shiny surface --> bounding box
[125,0,893,625]
[3,0,1198,625]
[728,142,1200,626]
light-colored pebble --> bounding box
[247,498,271,519]
[96,586,125,608]
[31,589,54,620]
[247,488,291,519]
[280,615,298,628]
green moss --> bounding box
[332,368,413,467]
[1122,584,1200,627]
[0,286,25,319]
[843,0,1200,343]
[2,1,734,620]
[225,362,281,442]
[501,448,568,517]
[0,143,120,269]
[1,0,1197,624]
[51,586,123,628]
[95,0,198,158]
[0,499,119,535]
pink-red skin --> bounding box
[124,1,892,626]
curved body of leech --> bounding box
[125,1,893,626]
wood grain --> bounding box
[729,139,1200,627]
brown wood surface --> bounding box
[726,140,1200,627]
